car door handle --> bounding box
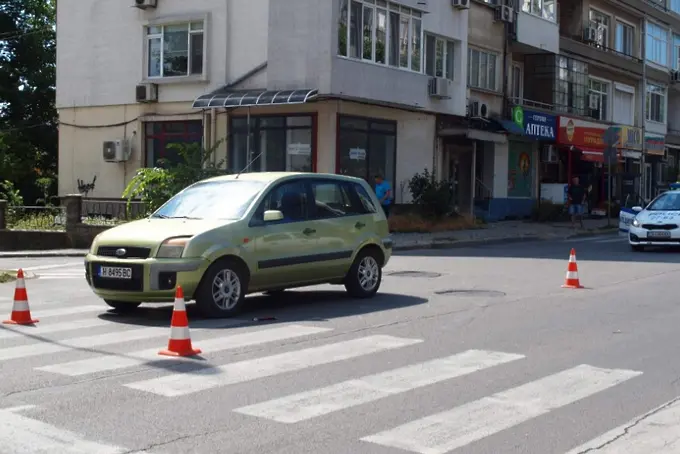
[303,228,316,235]
[355,222,365,229]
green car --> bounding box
[84,172,393,317]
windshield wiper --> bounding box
[151,214,201,219]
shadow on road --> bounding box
[393,236,680,264]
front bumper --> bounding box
[628,225,680,247]
[84,254,210,302]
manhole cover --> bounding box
[387,271,442,278]
[435,289,506,297]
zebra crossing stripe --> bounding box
[0,318,111,340]
[361,364,642,454]
[0,317,246,362]
[36,324,332,376]
[22,305,107,318]
[564,398,680,453]
[124,335,423,397]
[234,349,525,423]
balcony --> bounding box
[559,26,643,75]
[514,7,560,54]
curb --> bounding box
[0,252,87,258]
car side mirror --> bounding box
[263,210,284,222]
[632,206,643,212]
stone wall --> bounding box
[0,196,113,251]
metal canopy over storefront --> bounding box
[192,88,319,109]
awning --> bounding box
[490,117,525,136]
[192,88,319,109]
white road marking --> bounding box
[124,335,423,397]
[361,364,642,454]
[21,263,83,271]
[234,349,525,423]
[17,305,106,318]
[0,405,132,453]
[0,317,245,362]
[0,318,111,340]
[36,324,332,376]
[564,398,680,453]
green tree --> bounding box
[0,0,57,203]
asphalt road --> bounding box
[2,233,680,453]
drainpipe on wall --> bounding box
[640,15,647,200]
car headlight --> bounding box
[632,218,641,227]
[157,237,191,258]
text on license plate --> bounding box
[648,231,671,238]
[99,266,132,279]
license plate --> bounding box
[98,266,132,279]
[648,231,671,238]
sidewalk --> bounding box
[0,219,618,258]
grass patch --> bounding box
[389,213,481,233]
[0,271,16,283]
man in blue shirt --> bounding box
[374,174,392,217]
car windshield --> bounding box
[151,180,266,220]
[646,191,680,211]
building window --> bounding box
[588,79,609,121]
[228,116,314,173]
[338,0,423,72]
[671,0,680,15]
[521,0,557,22]
[646,22,668,66]
[589,10,610,49]
[144,121,203,167]
[673,34,680,69]
[613,84,635,125]
[646,83,666,123]
[425,34,455,79]
[511,63,523,101]
[146,21,204,78]
[468,48,497,91]
[615,21,634,57]
[337,115,396,185]
[553,55,588,116]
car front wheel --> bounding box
[344,248,382,298]
[104,300,141,312]
[195,258,248,318]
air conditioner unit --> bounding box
[588,93,599,110]
[133,0,157,9]
[494,5,513,23]
[136,83,158,103]
[469,101,489,118]
[428,77,452,98]
[451,0,470,8]
[102,140,131,163]
[541,145,559,163]
[584,26,597,42]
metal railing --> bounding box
[6,206,66,231]
[81,198,148,225]
[475,178,493,200]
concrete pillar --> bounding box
[61,194,82,231]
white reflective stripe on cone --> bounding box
[173,298,186,312]
[11,301,30,311]
[169,326,190,340]
[15,279,25,289]
[566,272,579,279]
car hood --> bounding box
[93,218,234,246]
[636,211,680,224]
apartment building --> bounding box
[55,0,471,202]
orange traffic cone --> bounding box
[561,248,584,289]
[159,286,201,357]
[3,269,38,325]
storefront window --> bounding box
[338,115,396,185]
[228,115,314,173]
[144,120,203,167]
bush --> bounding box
[122,140,226,214]
[407,168,451,218]
[531,201,567,222]
[389,213,478,233]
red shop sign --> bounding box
[557,117,607,150]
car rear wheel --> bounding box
[104,300,141,312]
[344,248,382,298]
[195,258,248,318]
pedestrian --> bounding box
[374,173,393,218]
[567,176,586,229]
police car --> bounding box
[622,184,680,251]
